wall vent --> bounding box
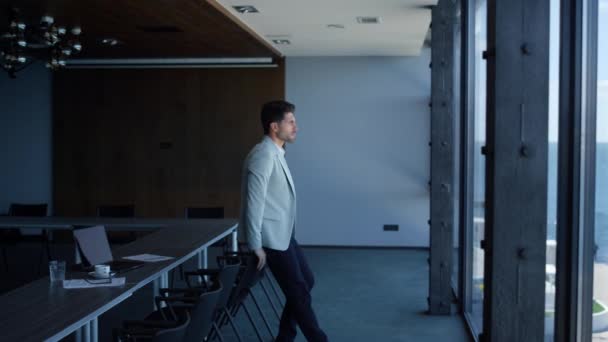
[356,16,381,24]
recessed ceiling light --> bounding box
[272,39,290,45]
[356,16,382,24]
[233,5,259,13]
[327,24,345,29]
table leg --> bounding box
[82,321,91,342]
[91,317,98,342]
[153,273,169,309]
[231,230,238,252]
[198,249,208,269]
[198,249,208,283]
[153,277,160,310]
[161,272,169,288]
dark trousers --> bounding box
[264,238,328,342]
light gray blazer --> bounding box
[239,136,296,251]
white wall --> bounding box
[0,63,52,214]
[0,55,430,247]
[286,50,431,247]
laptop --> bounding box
[73,225,145,273]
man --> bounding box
[239,100,329,342]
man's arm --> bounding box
[244,152,274,270]
[244,152,274,252]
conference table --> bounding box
[0,216,239,263]
[0,218,239,342]
[0,216,237,231]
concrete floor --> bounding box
[1,242,472,342]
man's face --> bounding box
[274,112,298,143]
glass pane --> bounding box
[545,0,560,339]
[468,0,487,334]
[593,1,608,339]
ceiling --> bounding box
[0,0,436,60]
[0,0,279,59]
[214,0,437,56]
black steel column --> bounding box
[482,0,550,340]
[429,0,458,315]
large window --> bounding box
[466,0,487,334]
[593,1,608,339]
[458,0,604,339]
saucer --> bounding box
[88,271,116,279]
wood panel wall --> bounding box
[0,0,278,59]
[52,63,284,218]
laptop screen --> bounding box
[73,225,114,265]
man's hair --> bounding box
[260,100,295,135]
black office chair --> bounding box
[98,205,135,218]
[186,207,284,318]
[186,207,260,254]
[184,207,224,219]
[183,256,243,341]
[0,225,18,273]
[184,207,227,251]
[222,252,277,342]
[8,203,48,217]
[0,203,49,275]
[171,207,227,286]
[237,244,285,315]
[121,278,224,342]
[97,204,137,244]
[114,310,191,342]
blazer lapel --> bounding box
[263,137,296,196]
[278,155,296,197]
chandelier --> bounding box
[0,8,82,78]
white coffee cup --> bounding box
[94,264,111,278]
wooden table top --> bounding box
[0,219,237,342]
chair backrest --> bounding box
[97,205,135,218]
[240,253,264,289]
[152,311,191,342]
[184,207,224,219]
[183,281,223,342]
[227,253,263,308]
[8,203,47,217]
[214,259,241,311]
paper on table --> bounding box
[122,254,174,262]
[63,277,126,289]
